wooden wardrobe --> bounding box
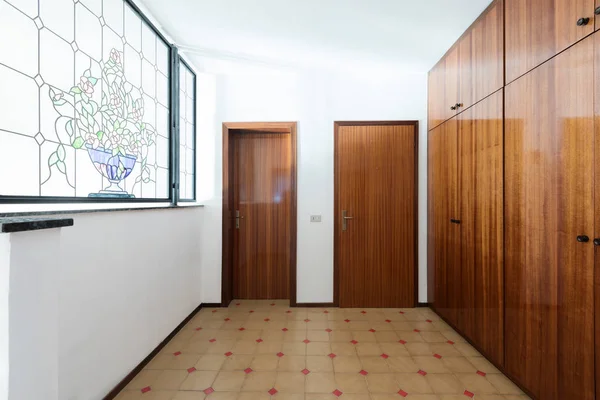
[427,0,599,399]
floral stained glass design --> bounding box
[179,60,196,200]
[0,0,172,199]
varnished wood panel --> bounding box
[428,62,446,131]
[458,31,473,112]
[335,122,417,308]
[505,0,594,83]
[594,31,600,400]
[459,90,504,366]
[505,36,595,400]
[444,47,460,122]
[232,132,292,299]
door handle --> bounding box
[577,235,590,243]
[342,210,353,232]
[235,210,244,229]
[450,219,461,224]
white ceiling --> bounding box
[139,0,493,73]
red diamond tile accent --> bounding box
[426,319,433,323]
[369,329,376,333]
[268,388,278,396]
[385,319,392,323]
[173,351,182,356]
[195,327,203,331]
[224,318,231,321]
[239,328,246,331]
[399,311,405,314]
[344,319,351,323]
[282,328,289,332]
[212,310,218,313]
[447,340,455,345]
[204,388,215,395]
[245,368,253,374]
[236,303,241,306]
[302,368,310,375]
[332,389,343,397]
[286,311,292,314]
[417,370,427,376]
[271,303,276,306]
[277,352,285,357]
[464,390,475,398]
[380,353,389,359]
[209,339,216,343]
[264,318,271,322]
[433,354,442,359]
[256,339,264,343]
[224,351,233,357]
[399,340,407,345]
[304,319,311,322]
[361,311,367,314]
[414,329,421,333]
[359,370,368,376]
[325,328,333,333]
[303,339,310,344]
[328,353,337,358]
[476,370,487,377]
[187,367,196,373]
[398,389,408,398]
[249,310,255,313]
[141,386,151,394]
[350,340,358,345]
[324,311,329,314]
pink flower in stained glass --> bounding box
[86,133,100,149]
[110,93,122,109]
[110,49,122,65]
[80,77,94,97]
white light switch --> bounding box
[310,215,322,222]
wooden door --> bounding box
[232,132,292,299]
[458,31,473,112]
[594,31,600,400]
[428,62,446,131]
[505,35,595,400]
[505,0,594,84]
[459,90,504,366]
[335,122,417,308]
[430,119,460,323]
[444,47,460,121]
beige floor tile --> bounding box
[374,331,399,343]
[453,343,481,357]
[467,357,501,374]
[277,355,306,371]
[334,373,368,393]
[255,342,283,355]
[486,374,524,395]
[307,330,330,342]
[233,341,258,355]
[455,373,498,394]
[306,372,337,393]
[438,396,467,400]
[330,331,352,342]
[213,371,247,391]
[386,357,419,373]
[419,332,449,343]
[239,331,263,341]
[413,322,437,332]
[337,394,369,400]
[365,373,399,393]
[273,393,304,400]
[359,356,390,373]
[332,356,361,373]
[205,392,238,400]
[241,371,277,391]
[355,343,382,357]
[282,343,307,356]
[196,355,228,371]
[152,370,189,390]
[392,322,415,331]
[330,343,357,356]
[305,342,330,356]
[349,322,371,331]
[207,340,237,355]
[428,343,461,357]
[440,357,477,373]
[329,322,351,331]
[369,395,403,400]
[172,392,207,400]
[284,331,308,342]
[237,392,270,400]
[171,354,202,370]
[379,343,409,357]
[262,331,285,342]
[305,394,337,400]
[184,341,212,354]
[396,332,425,343]
[395,372,433,394]
[306,356,334,372]
[115,390,142,400]
[147,354,177,370]
[179,370,219,391]
[405,343,432,356]
[503,396,532,400]
[352,332,377,343]
[275,372,306,393]
[250,355,279,371]
[222,355,254,371]
[397,395,440,400]
[141,390,179,400]
[412,356,450,373]
[307,322,329,330]
[471,395,505,400]
[425,374,463,394]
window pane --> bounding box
[0,0,170,200]
[178,60,196,200]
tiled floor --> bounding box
[116,301,530,400]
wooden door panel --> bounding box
[428,63,446,131]
[233,133,292,299]
[594,31,600,400]
[505,36,595,400]
[336,123,416,308]
[505,0,594,83]
[445,47,460,122]
[458,32,473,111]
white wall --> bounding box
[195,58,428,303]
[0,235,9,400]
[5,208,203,400]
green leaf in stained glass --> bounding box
[57,145,66,161]
[96,131,104,140]
[72,137,85,149]
[71,86,82,94]
[88,77,98,85]
[48,152,59,166]
[57,161,66,173]
[65,120,74,136]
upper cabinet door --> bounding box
[471,0,504,104]
[506,0,594,83]
[458,31,473,111]
[444,46,460,121]
[428,62,445,130]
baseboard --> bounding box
[103,303,205,400]
[429,305,535,400]
[203,302,225,308]
[295,302,337,308]
[417,302,431,308]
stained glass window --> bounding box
[0,0,191,201]
[178,59,196,201]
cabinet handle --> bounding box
[594,238,600,246]
[595,7,600,15]
[577,235,590,243]
[456,103,463,109]
[577,17,590,26]
[450,105,457,110]
[450,219,461,224]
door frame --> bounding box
[333,120,419,307]
[221,122,298,307]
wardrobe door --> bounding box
[505,35,595,400]
[458,31,473,112]
[428,62,446,130]
[444,47,460,122]
[505,0,594,84]
[595,31,600,400]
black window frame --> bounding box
[0,0,197,205]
